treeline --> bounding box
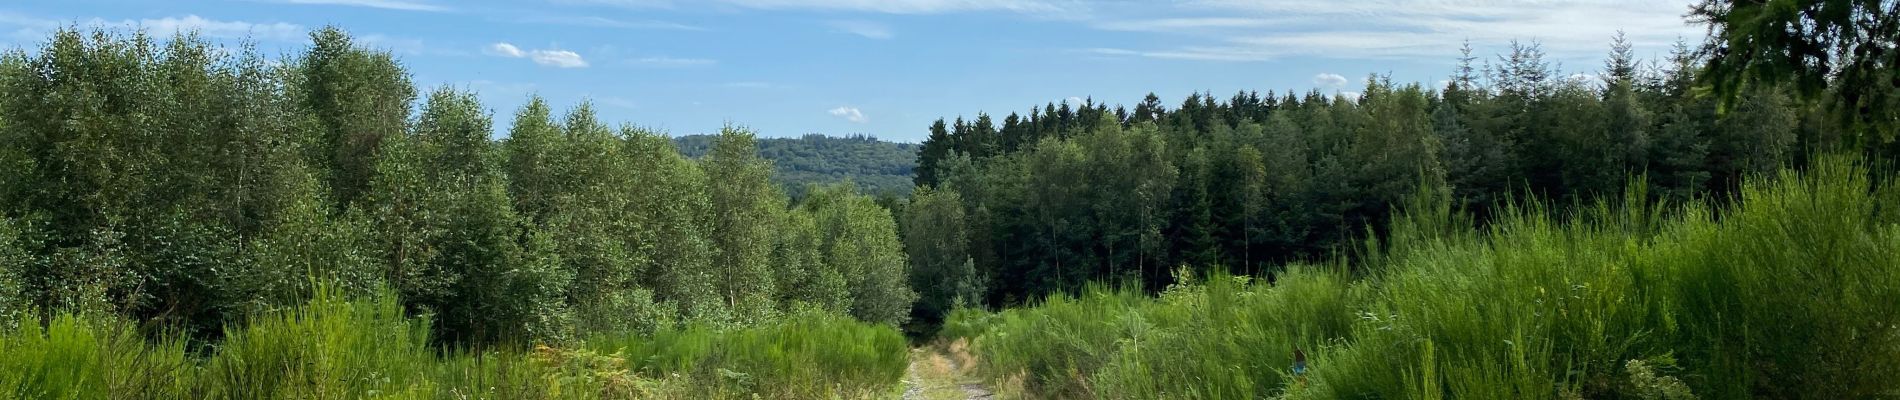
[904,34,1891,311]
[675,133,919,199]
[0,28,915,345]
[944,158,1900,399]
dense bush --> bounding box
[946,159,1900,399]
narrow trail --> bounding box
[901,340,994,400]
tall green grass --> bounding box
[0,287,908,399]
[946,157,1900,399]
[589,309,908,398]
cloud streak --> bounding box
[486,42,590,68]
[1313,73,1347,88]
[828,20,892,39]
[87,14,305,41]
[1080,0,1702,63]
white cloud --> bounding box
[530,49,589,68]
[829,106,868,123]
[631,56,717,67]
[723,81,777,89]
[486,42,589,68]
[828,20,893,39]
[1066,96,1085,105]
[486,42,525,57]
[0,12,60,44]
[272,0,448,12]
[1313,73,1348,88]
[83,14,304,41]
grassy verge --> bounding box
[0,289,908,399]
[945,158,1900,399]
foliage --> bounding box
[0,27,916,348]
[802,184,920,327]
[945,159,1900,399]
[1692,0,1899,143]
[702,128,787,324]
[902,186,982,327]
[912,37,1847,307]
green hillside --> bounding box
[675,134,918,198]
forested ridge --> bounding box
[674,134,919,199]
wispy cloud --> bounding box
[0,12,60,44]
[485,42,524,57]
[1080,0,1701,63]
[630,56,717,67]
[272,0,449,12]
[89,14,305,41]
[829,106,867,123]
[486,42,589,68]
[531,50,588,68]
[723,81,777,89]
[828,20,892,39]
[0,12,310,46]
[1313,73,1347,88]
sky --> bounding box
[1,0,1706,143]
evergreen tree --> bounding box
[914,119,953,187]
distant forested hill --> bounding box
[676,134,918,198]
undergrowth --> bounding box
[945,157,1900,399]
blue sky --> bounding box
[1,0,1703,142]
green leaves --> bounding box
[0,26,923,347]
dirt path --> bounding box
[901,341,994,400]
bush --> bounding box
[591,309,908,398]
